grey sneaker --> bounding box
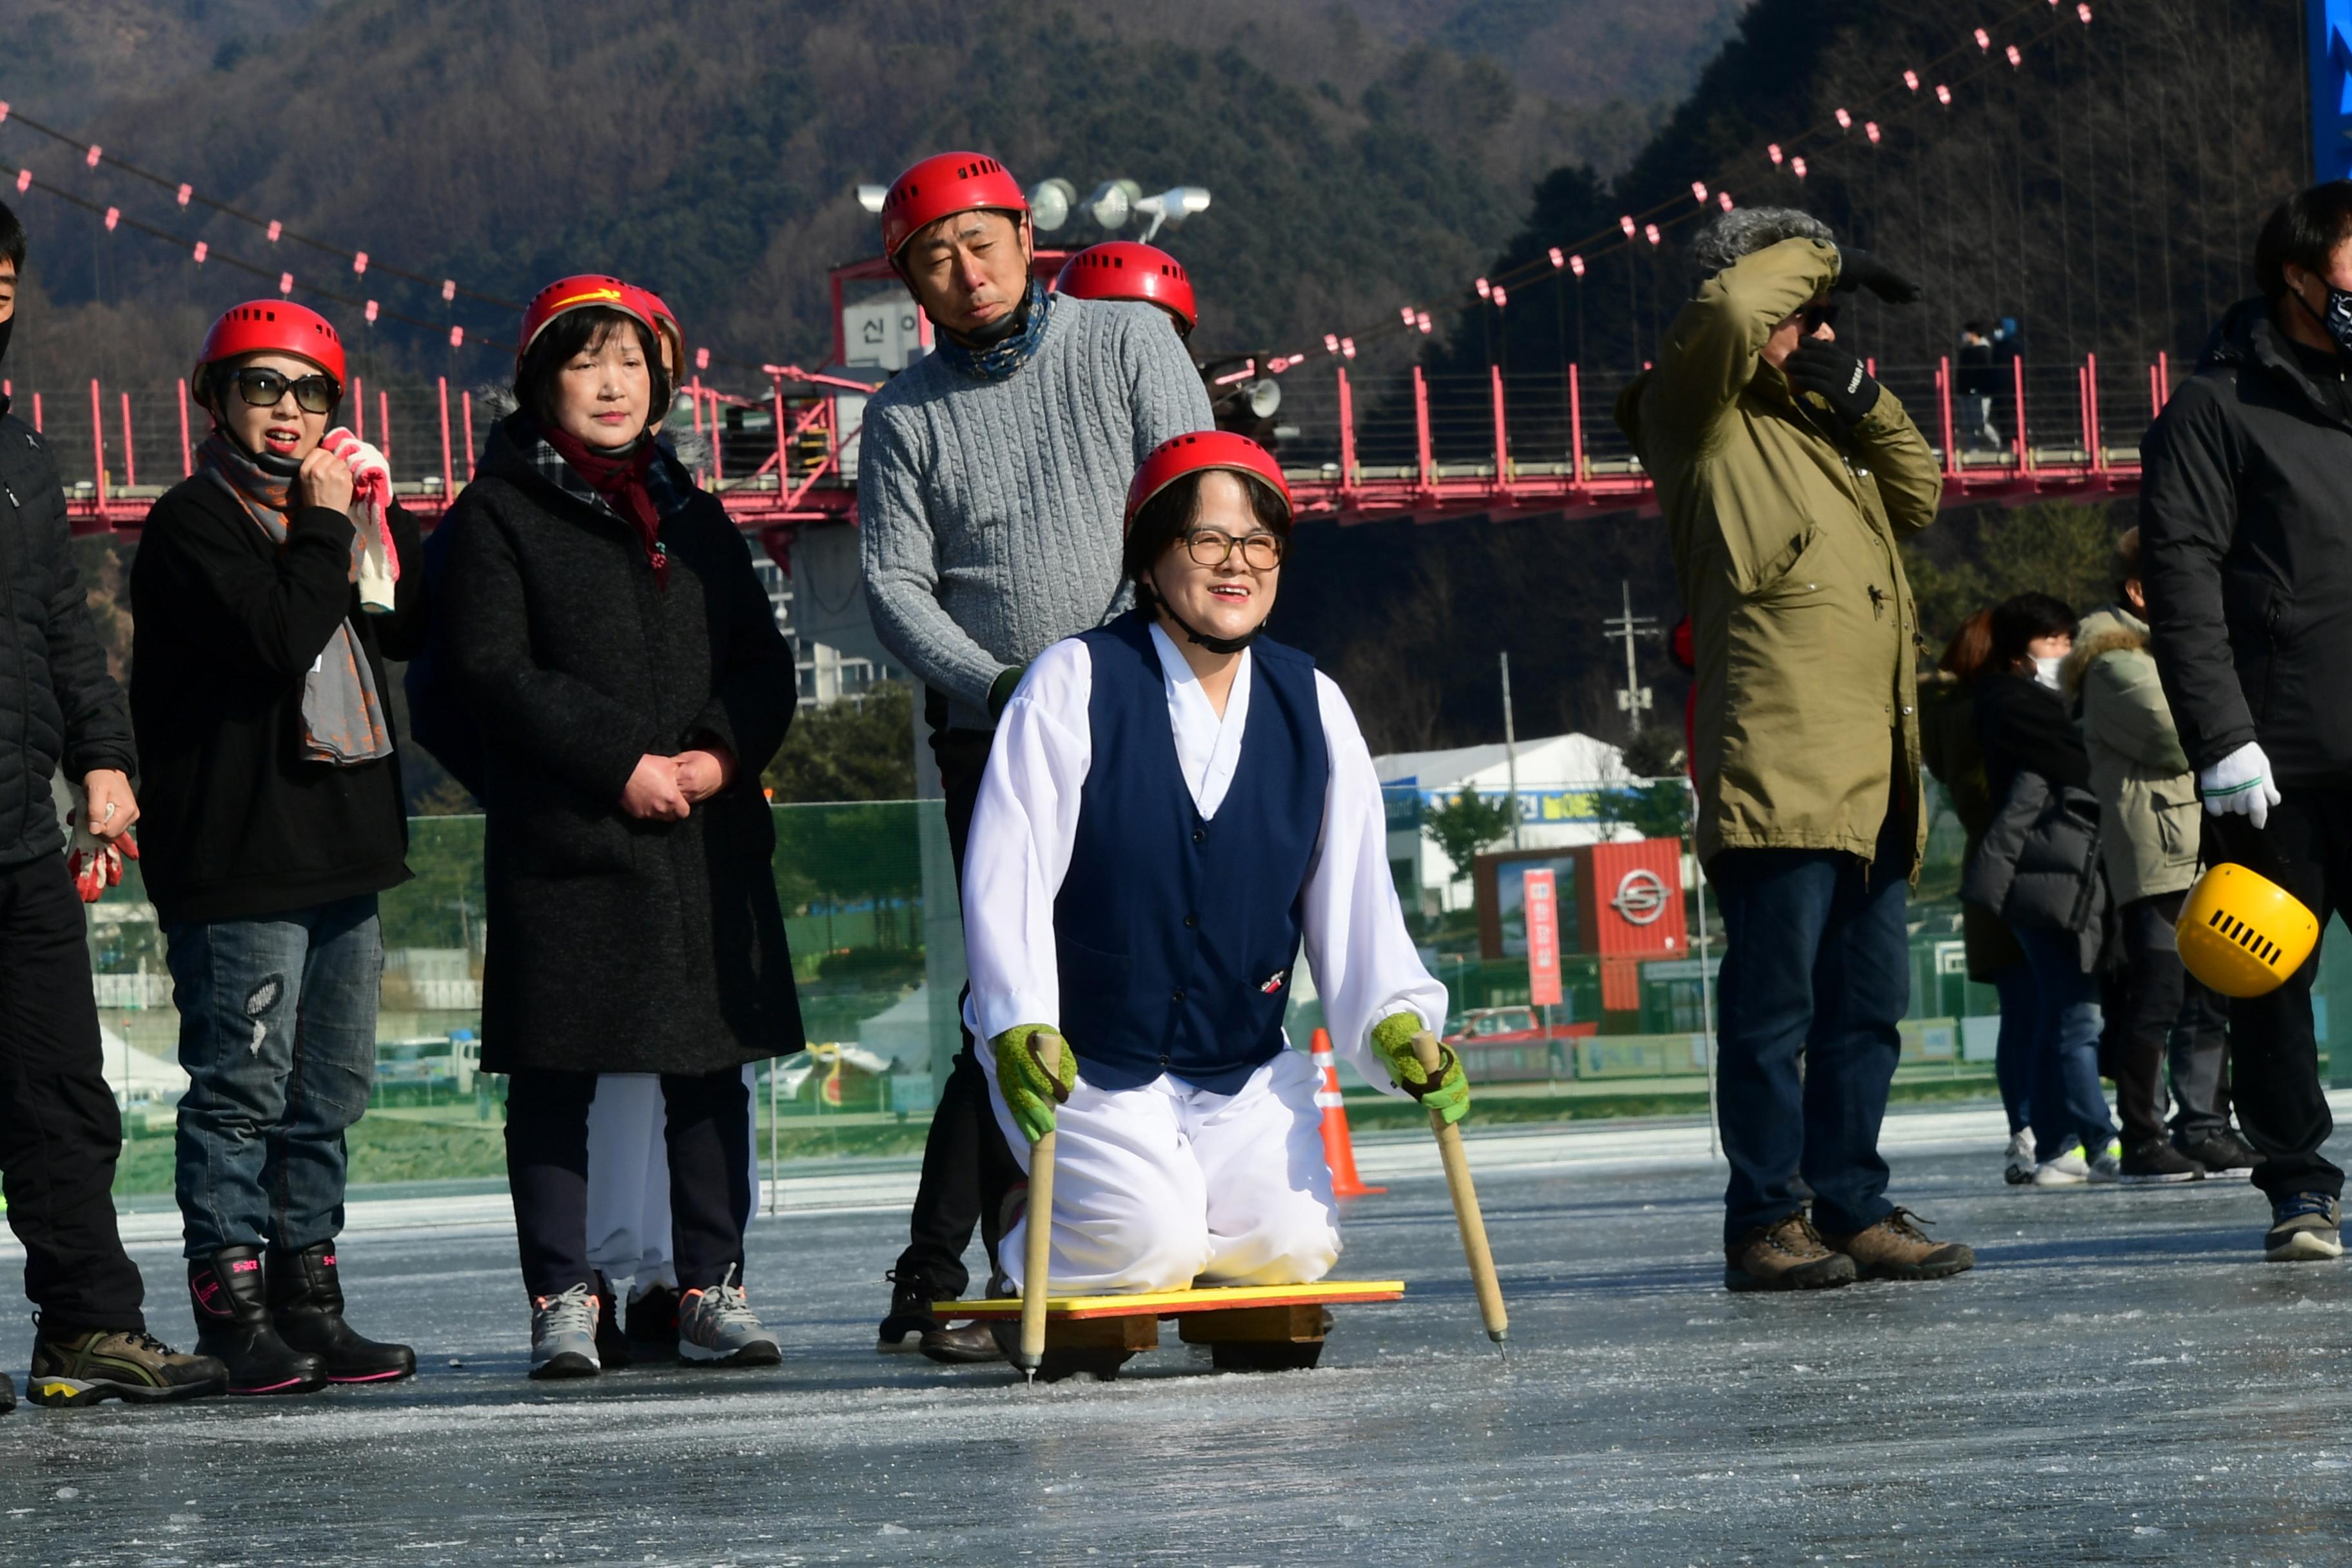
[677,1267,781,1366]
[2032,1143,2090,1186]
[529,1283,602,1380]
[2003,1128,2037,1186]
[2265,1194,2344,1262]
[2086,1139,2124,1184]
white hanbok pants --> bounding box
[981,1045,1340,1294]
[584,1066,761,1291]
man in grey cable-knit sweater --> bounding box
[857,152,1211,1361]
[859,277,1213,729]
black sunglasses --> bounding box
[226,366,340,415]
[1798,302,1841,333]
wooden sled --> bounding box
[935,1280,1405,1381]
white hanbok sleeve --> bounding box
[1299,670,1449,1096]
[962,639,1094,1043]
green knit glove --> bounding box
[1370,1012,1469,1126]
[991,1024,1077,1144]
[986,665,1028,722]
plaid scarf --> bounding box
[513,416,695,564]
[932,279,1054,382]
[196,431,395,767]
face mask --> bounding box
[2032,654,2063,691]
[2295,281,2352,357]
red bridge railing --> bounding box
[23,352,2168,540]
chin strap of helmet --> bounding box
[1160,602,1265,656]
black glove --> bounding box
[1831,248,1922,305]
[1785,340,1883,427]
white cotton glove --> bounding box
[322,426,398,614]
[2199,741,2282,832]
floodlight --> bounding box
[1085,180,1140,230]
[1133,185,1213,241]
[1028,178,1075,232]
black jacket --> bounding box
[128,476,427,923]
[438,416,803,1075]
[0,398,137,866]
[2141,299,2352,786]
[1972,670,2091,805]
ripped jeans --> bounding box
[165,896,381,1259]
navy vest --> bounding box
[1053,612,1330,1093]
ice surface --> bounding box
[2,1119,2348,1565]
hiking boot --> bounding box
[625,1282,680,1351]
[1724,1212,1856,1292]
[0,1369,12,1415]
[2264,1193,2344,1262]
[2119,1139,2204,1185]
[1820,1208,1976,1282]
[2032,1143,2091,1186]
[268,1243,416,1384]
[190,1247,326,1396]
[529,1283,602,1380]
[591,1275,631,1369]
[2178,1128,2258,1177]
[23,1324,228,1407]
[2003,1128,2038,1186]
[877,1269,942,1353]
[677,1267,781,1366]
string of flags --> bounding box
[2,0,2098,382]
[1301,0,2096,372]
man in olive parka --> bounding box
[1619,207,1973,1291]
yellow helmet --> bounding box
[2176,863,2320,999]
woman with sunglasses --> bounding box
[436,277,801,1378]
[129,300,423,1395]
[963,432,1461,1313]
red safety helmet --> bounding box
[879,151,1028,261]
[193,300,346,395]
[518,274,687,385]
[1054,242,1196,336]
[1125,431,1291,531]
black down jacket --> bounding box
[437,415,805,1075]
[2140,299,2352,786]
[0,395,135,865]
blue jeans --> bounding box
[1710,836,1909,1245]
[2015,926,2116,1159]
[167,895,381,1259]
[1990,963,2035,1137]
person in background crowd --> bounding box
[966,433,1456,1310]
[131,299,420,1396]
[438,276,802,1377]
[1618,205,1973,1292]
[1955,322,2003,451]
[857,152,1213,1359]
[1919,609,2037,1184]
[2065,529,2254,1182]
[2141,180,2352,1260]
[1965,594,2123,1186]
[0,201,227,1413]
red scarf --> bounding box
[540,421,667,582]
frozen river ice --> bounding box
[3,1108,2349,1566]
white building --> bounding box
[1375,733,1638,913]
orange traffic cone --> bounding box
[1311,1026,1384,1197]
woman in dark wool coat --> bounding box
[438,275,803,1379]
